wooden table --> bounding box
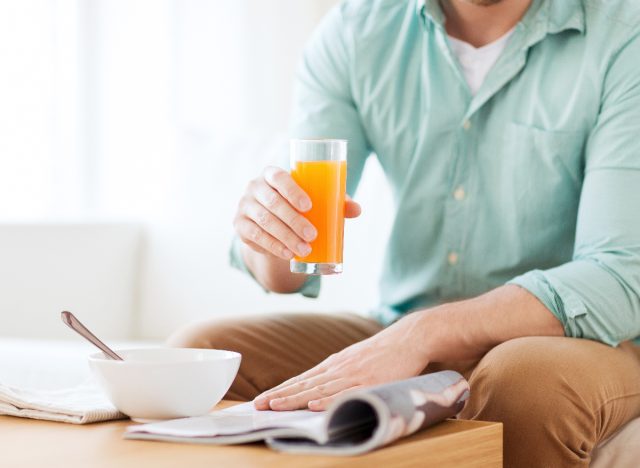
[0,402,502,467]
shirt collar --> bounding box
[416,0,444,27]
[541,0,585,35]
[416,0,585,36]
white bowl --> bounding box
[89,348,241,422]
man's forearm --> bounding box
[415,284,565,362]
[241,243,308,293]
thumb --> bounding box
[345,196,361,218]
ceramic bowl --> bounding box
[89,348,241,422]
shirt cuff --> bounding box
[230,236,259,280]
[298,275,321,298]
[508,269,592,341]
[229,236,321,298]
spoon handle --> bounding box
[61,311,124,361]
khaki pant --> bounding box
[168,312,640,467]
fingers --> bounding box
[258,371,331,408]
[266,168,360,221]
[344,197,361,218]
[243,240,268,256]
[268,378,354,411]
[235,167,317,259]
[308,385,363,412]
[233,217,293,260]
[254,363,330,410]
[253,181,317,244]
[263,166,312,212]
[270,361,329,391]
[243,199,311,258]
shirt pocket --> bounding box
[501,122,585,256]
[505,121,585,190]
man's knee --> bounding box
[466,338,563,406]
[463,337,591,417]
[460,337,596,465]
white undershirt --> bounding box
[447,27,515,96]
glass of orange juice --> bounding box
[290,139,347,275]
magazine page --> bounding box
[125,402,327,445]
[267,370,469,456]
[125,370,469,456]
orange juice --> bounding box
[291,160,347,264]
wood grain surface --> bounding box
[0,401,502,468]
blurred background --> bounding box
[0,0,393,341]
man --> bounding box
[170,0,640,465]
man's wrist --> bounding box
[241,242,308,293]
[411,297,495,363]
[399,307,447,364]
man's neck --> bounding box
[441,0,532,47]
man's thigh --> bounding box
[458,337,640,467]
[168,312,382,401]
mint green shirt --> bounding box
[231,0,640,346]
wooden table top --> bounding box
[0,402,502,468]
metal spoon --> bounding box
[61,311,124,361]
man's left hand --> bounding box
[253,311,431,411]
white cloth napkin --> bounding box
[0,380,125,424]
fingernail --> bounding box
[282,248,293,259]
[308,400,319,407]
[299,198,312,212]
[269,398,285,409]
[297,243,311,257]
[254,398,271,410]
[303,226,317,242]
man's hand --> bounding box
[234,166,361,260]
[252,285,565,412]
[253,312,431,411]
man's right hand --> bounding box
[233,166,361,293]
[233,166,318,260]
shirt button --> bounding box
[448,252,459,265]
[453,187,465,201]
[462,120,471,130]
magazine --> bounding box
[125,370,470,456]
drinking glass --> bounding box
[289,139,347,275]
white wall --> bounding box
[126,1,394,338]
[0,1,395,340]
[0,224,141,339]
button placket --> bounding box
[440,120,472,298]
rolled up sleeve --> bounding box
[509,33,640,346]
